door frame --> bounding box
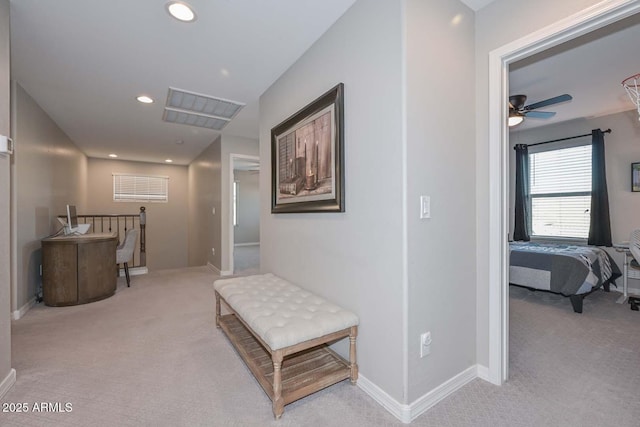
[487,0,640,385]
[228,153,260,274]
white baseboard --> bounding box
[476,364,490,382]
[358,366,478,424]
[12,297,36,320]
[357,374,411,423]
[0,369,16,399]
[118,266,148,277]
[407,365,477,422]
[207,262,232,276]
[234,242,259,247]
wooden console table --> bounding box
[42,232,118,306]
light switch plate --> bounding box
[420,196,430,219]
[0,135,13,155]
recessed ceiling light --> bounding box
[136,95,154,104]
[166,1,197,22]
[109,153,118,158]
[165,159,173,163]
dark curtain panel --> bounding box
[588,129,612,247]
[513,144,530,241]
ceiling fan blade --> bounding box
[523,94,572,111]
[524,110,556,119]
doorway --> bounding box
[488,0,640,385]
[229,154,260,275]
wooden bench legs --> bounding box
[215,292,221,328]
[214,291,358,419]
[272,350,285,419]
[349,326,358,384]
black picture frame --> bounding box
[632,162,640,192]
[271,83,344,213]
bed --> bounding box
[509,242,621,313]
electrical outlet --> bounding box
[420,332,432,358]
[212,248,215,256]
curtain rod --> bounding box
[518,128,612,149]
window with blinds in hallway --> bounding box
[529,144,591,238]
[113,174,169,202]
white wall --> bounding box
[187,135,257,272]
[0,0,14,398]
[188,136,222,268]
[475,0,607,368]
[260,0,406,402]
[221,135,258,273]
[86,158,189,271]
[233,170,260,245]
[405,0,476,400]
[12,82,88,312]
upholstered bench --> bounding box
[214,273,359,419]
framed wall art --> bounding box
[271,83,344,213]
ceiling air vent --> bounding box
[162,87,245,131]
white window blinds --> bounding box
[529,144,591,238]
[113,174,169,202]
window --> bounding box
[233,181,238,226]
[113,174,169,202]
[529,144,591,239]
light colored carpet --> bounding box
[416,286,640,426]
[1,267,398,427]
[2,269,639,426]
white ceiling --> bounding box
[9,0,357,165]
[509,12,640,131]
[459,0,496,11]
[11,0,639,162]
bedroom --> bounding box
[507,12,640,312]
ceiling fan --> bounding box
[508,93,572,127]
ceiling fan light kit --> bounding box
[508,112,524,127]
[508,93,573,127]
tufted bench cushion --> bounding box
[213,273,359,351]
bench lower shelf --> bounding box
[218,314,352,412]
